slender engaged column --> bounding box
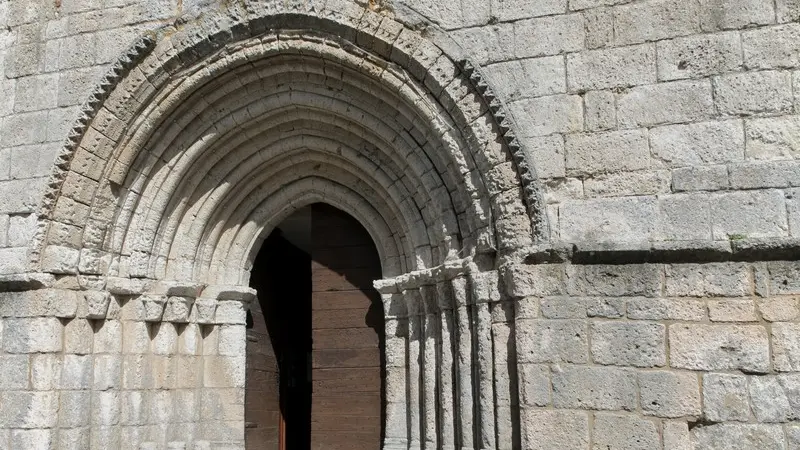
[383,293,409,450]
[404,289,424,450]
[437,280,457,450]
[469,272,497,450]
[451,276,474,449]
[491,302,518,450]
[420,285,439,450]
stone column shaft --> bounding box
[437,281,457,450]
[384,313,409,449]
[451,276,475,449]
[404,289,423,450]
[421,285,439,450]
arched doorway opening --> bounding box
[245,203,385,450]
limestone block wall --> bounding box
[0,0,798,449]
[0,277,251,449]
[430,0,800,247]
[505,260,800,449]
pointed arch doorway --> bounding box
[245,203,386,450]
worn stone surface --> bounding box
[592,413,660,450]
[591,321,666,367]
[670,324,770,372]
[639,371,701,418]
[703,373,752,422]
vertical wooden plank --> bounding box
[310,204,385,450]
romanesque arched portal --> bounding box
[13,2,546,449]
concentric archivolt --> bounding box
[31,4,546,286]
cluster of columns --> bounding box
[378,262,517,450]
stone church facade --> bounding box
[0,0,799,448]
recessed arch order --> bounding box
[31,3,547,284]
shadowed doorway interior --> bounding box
[245,203,386,450]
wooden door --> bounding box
[310,204,385,450]
[246,232,312,450]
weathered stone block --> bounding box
[711,190,788,239]
[772,323,800,371]
[504,264,566,299]
[517,319,588,364]
[142,295,167,322]
[591,321,666,367]
[523,135,565,179]
[214,300,247,325]
[658,193,713,240]
[617,79,714,127]
[653,120,743,169]
[493,0,565,21]
[670,324,769,372]
[584,170,671,198]
[484,56,565,101]
[93,319,122,353]
[628,297,706,321]
[552,365,637,410]
[218,325,246,357]
[767,261,800,294]
[749,376,793,422]
[0,355,29,390]
[664,263,750,297]
[152,322,178,356]
[514,14,584,59]
[61,354,92,390]
[59,390,91,427]
[584,7,613,49]
[743,23,800,69]
[120,390,147,425]
[94,353,122,390]
[0,391,58,428]
[745,115,800,160]
[714,70,793,116]
[692,424,786,449]
[757,297,800,321]
[510,94,583,137]
[664,421,693,450]
[657,31,742,80]
[703,373,751,422]
[30,354,61,391]
[567,44,656,91]
[592,413,660,449]
[84,290,112,319]
[565,129,650,176]
[613,0,701,45]
[708,299,758,322]
[699,0,775,31]
[517,364,550,406]
[567,264,662,297]
[3,317,62,353]
[520,409,588,450]
[586,297,626,318]
[10,429,54,450]
[640,371,701,418]
[560,196,658,242]
[92,390,121,425]
[203,356,246,388]
[64,318,93,354]
[163,296,193,323]
[729,161,800,189]
[451,24,513,66]
[584,90,616,131]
